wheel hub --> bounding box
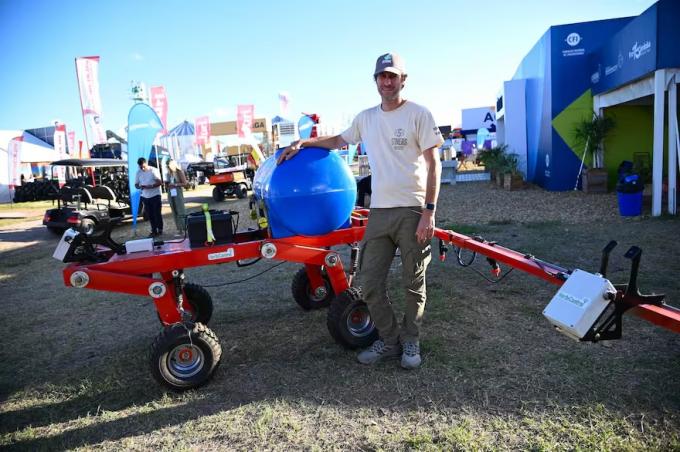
[168,344,204,378]
[347,306,373,337]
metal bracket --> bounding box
[582,244,666,342]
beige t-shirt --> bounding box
[341,101,443,208]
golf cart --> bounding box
[42,158,140,235]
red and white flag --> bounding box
[237,104,254,138]
[150,86,168,134]
[237,105,266,167]
[67,131,76,156]
[278,92,290,117]
[75,56,107,148]
[195,116,211,146]
[53,124,68,186]
[8,137,23,190]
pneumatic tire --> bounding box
[183,283,214,324]
[327,287,378,349]
[212,186,225,202]
[150,322,222,391]
[236,184,248,199]
[291,267,334,310]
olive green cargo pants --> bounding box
[358,207,432,346]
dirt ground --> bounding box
[1,182,679,450]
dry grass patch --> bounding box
[1,182,679,450]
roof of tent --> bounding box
[164,121,194,137]
[24,126,57,147]
[271,115,292,124]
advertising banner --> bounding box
[75,56,107,148]
[195,116,211,146]
[462,107,496,132]
[53,124,68,186]
[589,7,657,95]
[8,137,22,189]
[278,92,290,116]
[127,103,163,228]
[67,131,76,156]
[150,86,168,134]
[237,104,255,138]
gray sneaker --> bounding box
[401,340,422,369]
[357,340,402,365]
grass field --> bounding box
[1,182,679,450]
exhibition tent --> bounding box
[161,120,199,161]
[590,0,680,215]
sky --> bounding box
[0,0,657,144]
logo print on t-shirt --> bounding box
[392,128,407,150]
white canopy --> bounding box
[0,130,60,203]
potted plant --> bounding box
[573,112,616,193]
[477,145,506,185]
[502,153,524,190]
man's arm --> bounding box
[415,146,442,244]
[277,135,348,164]
[150,168,162,187]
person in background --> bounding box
[277,52,443,369]
[165,159,188,235]
[134,157,163,237]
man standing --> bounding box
[277,52,443,369]
[135,157,163,237]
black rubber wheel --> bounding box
[212,186,225,202]
[327,287,378,349]
[236,184,248,199]
[79,218,96,236]
[291,267,334,310]
[183,283,213,324]
[150,322,222,391]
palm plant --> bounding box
[573,112,616,168]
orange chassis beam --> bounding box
[62,209,680,334]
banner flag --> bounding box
[127,103,163,229]
[237,104,254,138]
[195,116,211,146]
[78,140,90,159]
[75,56,107,149]
[67,131,76,156]
[8,137,23,190]
[278,91,290,117]
[53,124,68,186]
[236,104,265,167]
[298,114,320,140]
[150,86,168,134]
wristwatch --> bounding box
[425,203,436,211]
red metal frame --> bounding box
[62,209,680,335]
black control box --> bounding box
[186,210,234,248]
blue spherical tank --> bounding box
[253,147,357,238]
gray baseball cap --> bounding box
[374,53,406,76]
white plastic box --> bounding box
[543,269,616,340]
[53,229,79,261]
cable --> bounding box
[467,266,515,283]
[199,261,287,288]
[448,245,514,283]
[454,246,477,267]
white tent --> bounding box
[0,130,60,203]
[160,121,200,161]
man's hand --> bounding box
[277,139,306,165]
[415,210,435,244]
